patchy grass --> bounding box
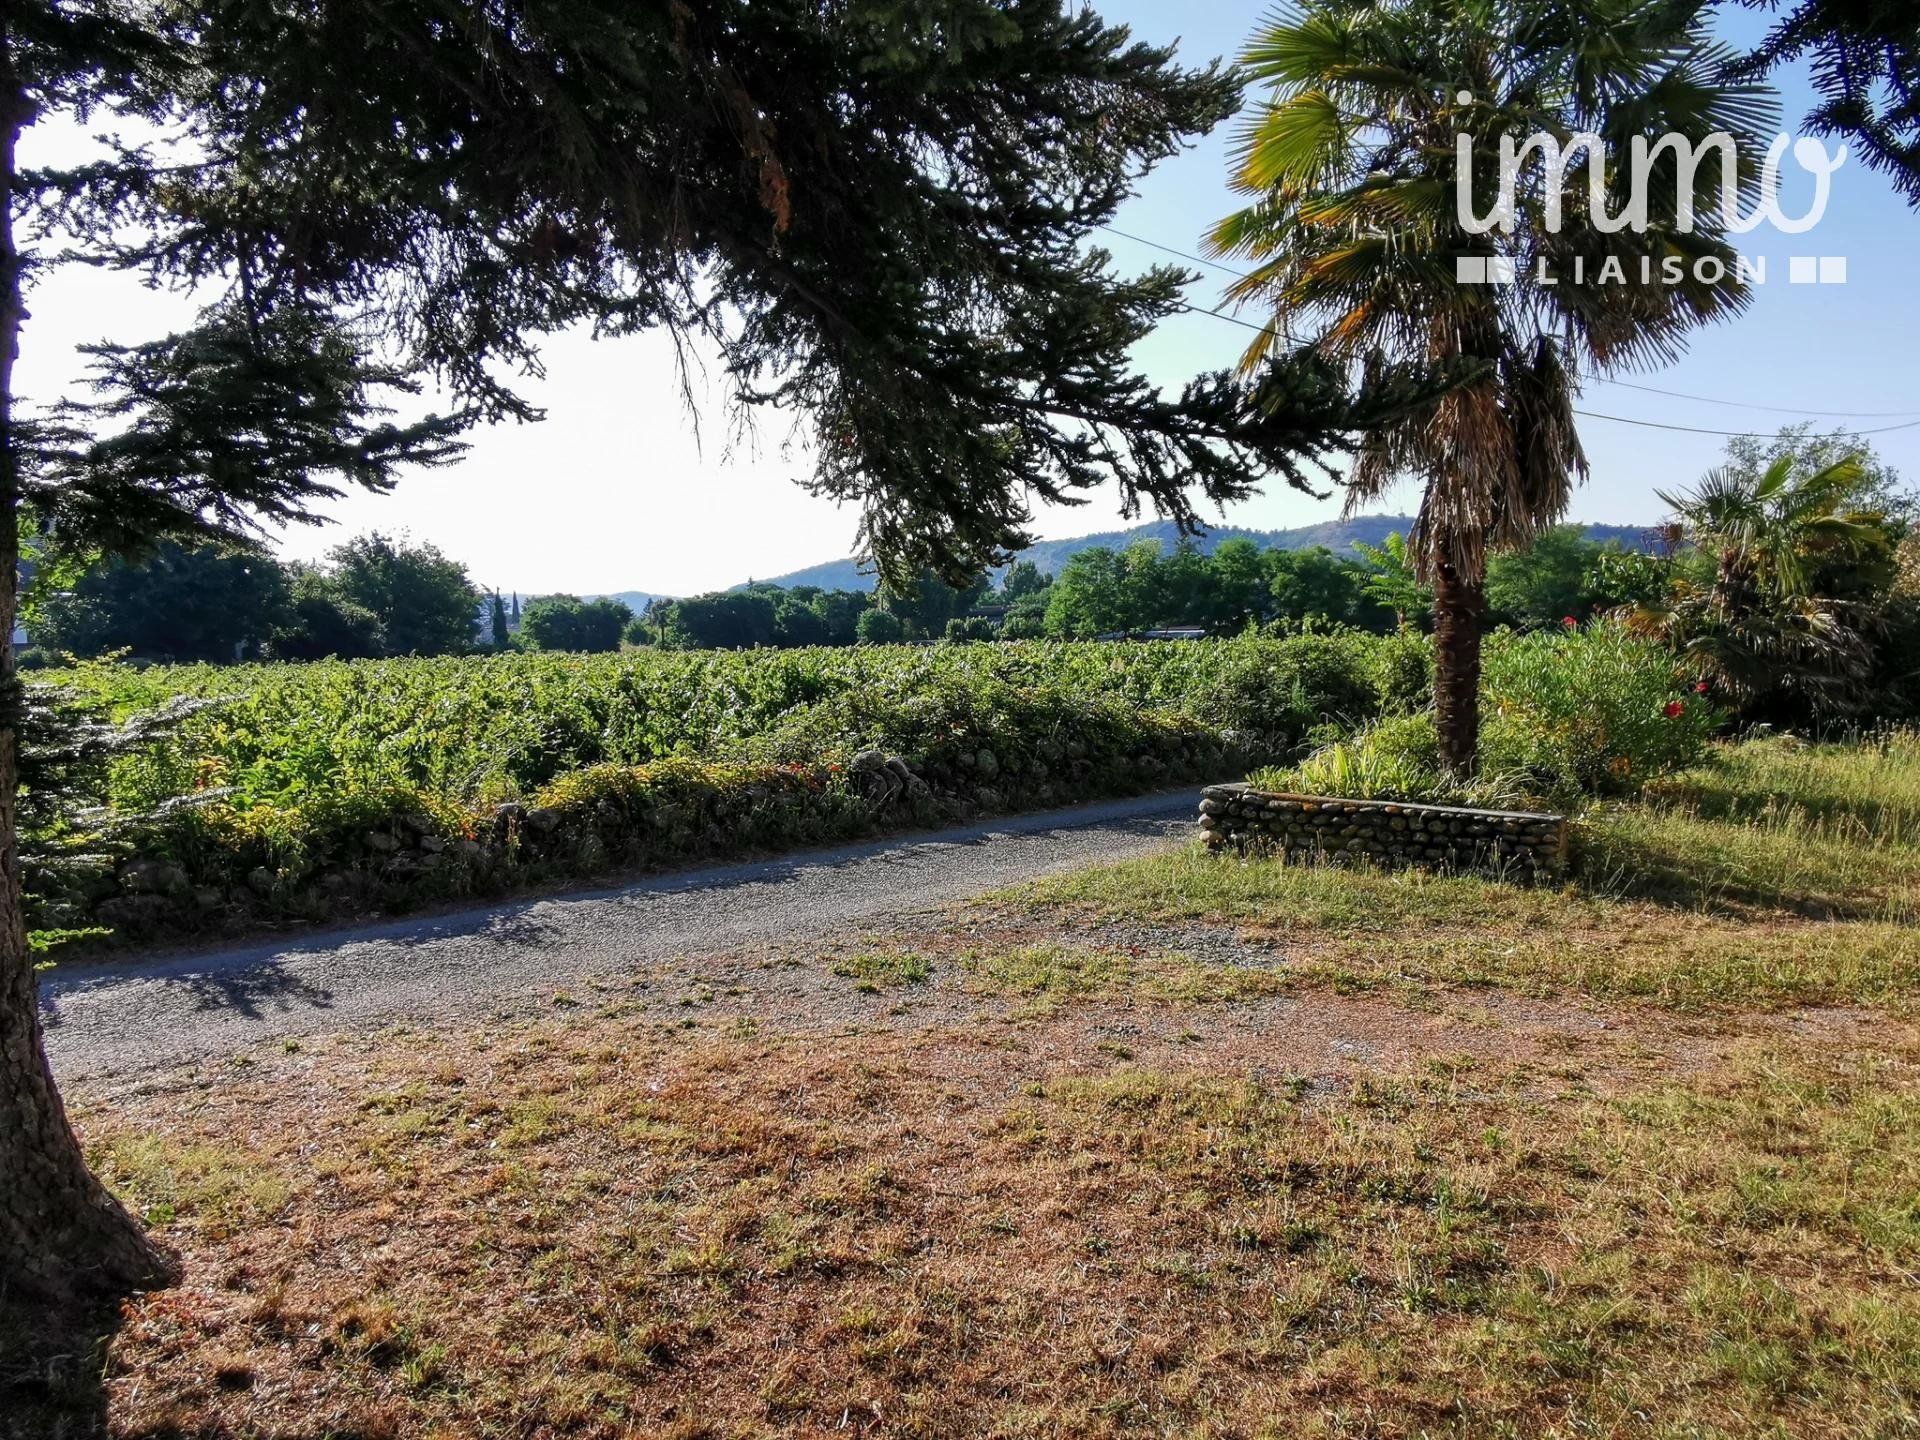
[830,948,932,992]
[27,1007,1920,1439]
[1643,730,1920,841]
[1015,736,1920,1014]
[1588,804,1920,923]
[951,941,1293,1016]
[1022,846,1918,1012]
[18,732,1920,1437]
[958,941,1131,1005]
[89,1135,293,1238]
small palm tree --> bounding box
[1657,453,1877,614]
[1212,0,1771,772]
[1645,452,1887,713]
[1352,531,1433,630]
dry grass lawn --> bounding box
[2,991,1911,1439]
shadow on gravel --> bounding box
[41,961,336,1030]
[170,965,337,1020]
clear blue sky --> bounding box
[17,2,1917,595]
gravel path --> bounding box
[41,790,1197,1082]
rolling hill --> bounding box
[747,514,1658,594]
[564,515,1659,606]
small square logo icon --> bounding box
[1819,256,1847,284]
[1456,256,1515,285]
[1789,256,1819,284]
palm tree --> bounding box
[1658,452,1877,614]
[1212,0,1772,772]
[1353,531,1433,630]
[1645,451,1887,713]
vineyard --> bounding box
[31,634,1428,945]
[56,633,1420,810]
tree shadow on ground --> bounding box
[1,1288,123,1440]
[1575,819,1914,923]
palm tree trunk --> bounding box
[1431,560,1484,776]
[0,45,177,1306]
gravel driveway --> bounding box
[41,789,1197,1082]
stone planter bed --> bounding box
[1198,783,1568,878]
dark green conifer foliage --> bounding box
[1739,0,1920,205]
[4,0,1444,1302]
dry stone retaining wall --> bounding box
[1199,784,1567,877]
[47,732,1249,952]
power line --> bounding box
[1159,297,1920,439]
[1097,221,1920,425]
[1165,297,1280,335]
[1159,288,1920,437]
[1584,376,1920,420]
[1102,223,1294,344]
[1573,410,1920,439]
[1099,223,1248,279]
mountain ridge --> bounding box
[735,513,1659,595]
[582,513,1659,605]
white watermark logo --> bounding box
[1452,95,1848,286]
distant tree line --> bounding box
[519,595,634,654]
[25,534,666,664]
[28,533,483,663]
[41,425,1905,680]
[1037,527,1679,639]
[24,523,1685,664]
[636,571,997,649]
[625,526,1678,650]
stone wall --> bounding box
[40,732,1250,952]
[1198,784,1568,877]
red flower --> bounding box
[1663,700,1685,718]
[1561,616,1578,629]
[1694,681,1709,694]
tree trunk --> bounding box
[1431,559,1485,777]
[0,45,177,1307]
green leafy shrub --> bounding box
[999,611,1046,641]
[1479,621,1720,800]
[1249,712,1532,808]
[1366,629,1433,714]
[46,636,1411,819]
[1183,632,1381,746]
[1252,624,1718,809]
[943,616,999,643]
[532,759,872,865]
[44,636,1395,947]
[1250,712,1445,800]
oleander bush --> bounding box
[1479,621,1721,798]
[1252,622,1719,809]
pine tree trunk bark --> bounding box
[0,43,177,1307]
[1431,559,1484,777]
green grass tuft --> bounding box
[830,949,932,991]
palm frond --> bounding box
[1236,91,1349,191]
